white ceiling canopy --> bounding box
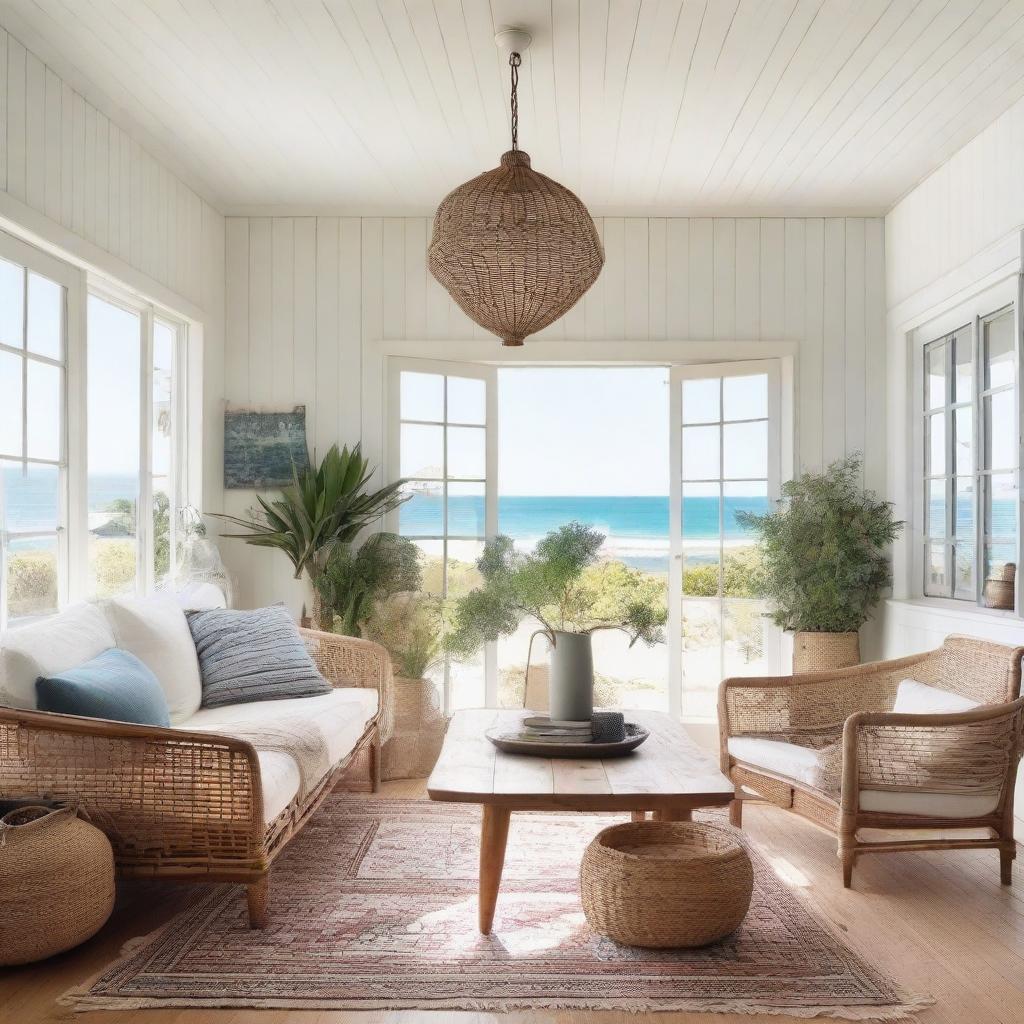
[2,0,1023,216]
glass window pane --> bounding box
[683,481,720,539]
[724,420,767,479]
[723,374,767,421]
[724,480,768,538]
[0,258,24,349]
[0,351,22,455]
[924,541,947,596]
[723,599,769,678]
[683,546,720,597]
[398,481,442,537]
[953,327,973,404]
[985,390,1016,471]
[682,378,719,424]
[987,473,1017,539]
[927,479,946,539]
[6,534,58,620]
[447,376,486,425]
[412,537,445,594]
[954,406,973,475]
[985,310,1015,390]
[985,542,1016,584]
[954,477,974,538]
[447,481,485,535]
[926,341,946,410]
[26,273,62,359]
[26,361,60,461]
[400,371,444,422]
[447,426,485,479]
[400,423,443,479]
[683,424,719,480]
[87,295,141,598]
[1,459,59,532]
[681,600,721,720]
[927,411,946,476]
[954,541,975,600]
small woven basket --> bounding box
[382,676,449,780]
[580,821,753,948]
[792,630,860,674]
[0,803,115,965]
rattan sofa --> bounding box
[0,627,394,928]
[719,636,1024,887]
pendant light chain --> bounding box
[509,52,521,151]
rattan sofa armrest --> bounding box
[0,705,267,861]
[299,628,395,741]
[839,697,1024,815]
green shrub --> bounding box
[682,546,764,598]
[91,540,137,598]
[7,551,58,615]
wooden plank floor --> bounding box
[3,779,1024,1024]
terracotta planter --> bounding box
[791,631,860,674]
[382,676,449,781]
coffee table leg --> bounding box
[479,806,511,934]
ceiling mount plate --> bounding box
[495,27,532,58]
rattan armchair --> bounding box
[719,636,1024,888]
[0,628,394,927]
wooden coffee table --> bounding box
[427,708,735,933]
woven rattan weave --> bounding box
[720,635,1024,887]
[580,820,753,948]
[0,628,393,928]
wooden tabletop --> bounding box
[427,708,734,812]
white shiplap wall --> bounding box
[221,215,885,612]
[0,27,226,517]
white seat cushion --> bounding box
[258,750,302,824]
[0,603,116,710]
[104,595,203,724]
[859,788,1000,818]
[893,678,980,714]
[728,736,821,787]
[180,687,379,797]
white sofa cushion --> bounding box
[0,603,115,710]
[728,736,821,787]
[893,678,980,715]
[258,750,302,824]
[104,595,203,724]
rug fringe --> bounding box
[63,993,934,1019]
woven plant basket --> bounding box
[0,803,114,965]
[580,821,753,948]
[792,630,860,674]
[382,676,449,781]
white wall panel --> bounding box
[223,214,885,611]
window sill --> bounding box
[885,597,1021,623]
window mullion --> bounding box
[974,314,985,607]
[139,306,154,594]
[945,339,955,597]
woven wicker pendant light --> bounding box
[429,30,604,347]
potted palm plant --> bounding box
[736,453,902,673]
[211,444,407,629]
[444,522,666,720]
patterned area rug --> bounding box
[69,795,929,1017]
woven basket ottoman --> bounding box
[580,820,753,948]
[0,803,115,965]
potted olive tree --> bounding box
[444,522,666,720]
[737,453,902,673]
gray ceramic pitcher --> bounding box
[547,629,594,722]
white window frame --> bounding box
[909,275,1022,615]
[86,280,190,598]
[0,230,83,629]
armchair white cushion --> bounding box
[892,678,980,714]
[104,595,203,723]
[0,603,115,710]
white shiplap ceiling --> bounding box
[3,0,1024,215]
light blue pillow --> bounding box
[36,648,171,727]
[186,605,333,708]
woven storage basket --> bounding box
[792,630,860,674]
[382,676,449,781]
[0,804,114,965]
[580,821,753,948]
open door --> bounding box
[387,358,498,711]
[669,361,782,721]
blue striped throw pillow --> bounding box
[186,606,332,708]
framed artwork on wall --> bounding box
[224,406,310,489]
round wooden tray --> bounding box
[485,722,649,759]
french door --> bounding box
[669,361,782,720]
[386,358,497,712]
